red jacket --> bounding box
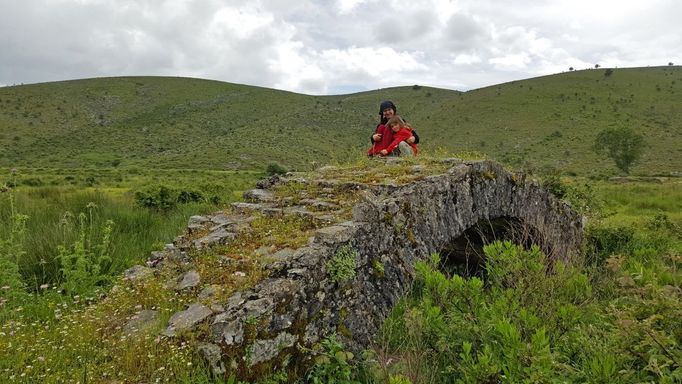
[385,127,418,155]
[367,124,394,156]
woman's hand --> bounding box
[406,136,416,144]
[380,149,388,156]
[373,133,382,142]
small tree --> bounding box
[593,127,645,174]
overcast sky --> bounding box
[1,0,680,95]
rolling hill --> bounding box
[0,66,680,176]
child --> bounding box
[379,116,418,156]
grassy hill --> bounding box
[1,66,680,176]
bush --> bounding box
[134,184,177,211]
[585,224,635,265]
[57,209,113,297]
[306,335,359,384]
[266,162,288,176]
[176,189,204,204]
[21,177,44,187]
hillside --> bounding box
[0,66,680,175]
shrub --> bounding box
[540,169,567,198]
[176,189,204,204]
[134,185,177,211]
[585,224,635,265]
[21,177,43,187]
[266,162,288,176]
[57,206,113,297]
[306,334,359,384]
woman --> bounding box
[368,100,419,156]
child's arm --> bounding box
[384,129,411,154]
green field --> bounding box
[1,66,681,175]
[0,69,681,382]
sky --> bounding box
[1,0,680,95]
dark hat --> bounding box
[379,100,397,115]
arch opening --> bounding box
[437,217,543,278]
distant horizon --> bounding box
[2,64,677,96]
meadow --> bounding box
[1,67,681,382]
[1,66,681,175]
[1,160,680,383]
[0,167,260,306]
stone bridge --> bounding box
[134,159,583,378]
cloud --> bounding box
[443,13,490,52]
[0,0,680,93]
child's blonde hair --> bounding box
[386,115,405,127]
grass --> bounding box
[0,167,260,298]
[594,180,682,226]
[1,163,681,382]
[0,166,265,382]
[0,249,236,382]
[1,65,682,380]
[367,180,681,383]
[1,66,681,175]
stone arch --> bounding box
[153,160,583,378]
[438,216,538,277]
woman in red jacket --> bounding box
[368,100,419,156]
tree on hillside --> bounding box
[595,64,600,69]
[593,127,645,174]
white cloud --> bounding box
[453,53,481,65]
[489,53,531,70]
[0,0,680,93]
[336,0,368,14]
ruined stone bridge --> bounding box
[129,159,583,377]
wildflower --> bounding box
[40,284,49,290]
[11,168,17,174]
[233,271,246,277]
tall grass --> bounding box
[0,168,260,315]
[594,180,682,226]
[0,166,268,383]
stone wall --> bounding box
[133,159,584,378]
